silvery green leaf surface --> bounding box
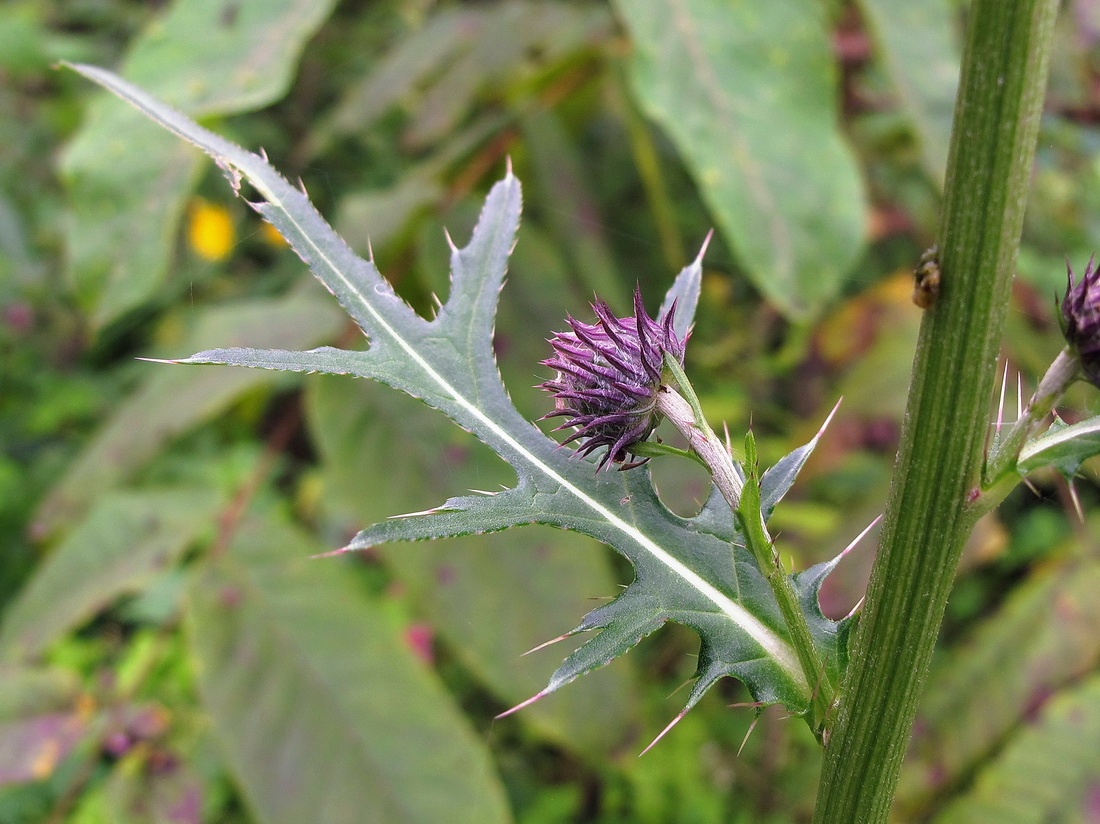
[67,63,850,726]
[1017,414,1100,477]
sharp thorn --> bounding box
[640,710,688,756]
[389,506,443,519]
[1017,371,1023,421]
[816,397,844,440]
[311,545,359,559]
[522,633,573,656]
[839,515,882,561]
[694,229,715,264]
[737,715,761,757]
[665,677,694,700]
[1068,480,1085,522]
[996,360,1008,432]
[496,690,547,719]
[844,596,865,621]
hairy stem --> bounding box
[812,2,1060,822]
[659,355,744,509]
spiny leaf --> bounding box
[67,63,851,730]
[1017,413,1100,478]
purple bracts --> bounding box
[1061,256,1100,387]
[540,287,687,470]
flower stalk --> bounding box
[657,355,835,735]
[655,355,744,509]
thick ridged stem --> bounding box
[811,2,1060,822]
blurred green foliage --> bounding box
[1,0,1099,822]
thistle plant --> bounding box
[61,1,1100,817]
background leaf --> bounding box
[186,518,511,824]
[0,712,89,788]
[60,0,339,328]
[12,3,1099,819]
[2,488,221,659]
[855,0,960,186]
[32,284,344,539]
[0,666,87,791]
[928,672,1100,824]
[897,553,1100,817]
[613,0,867,318]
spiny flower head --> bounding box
[1060,255,1100,387]
[540,287,687,471]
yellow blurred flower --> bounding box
[187,198,235,261]
[260,221,289,248]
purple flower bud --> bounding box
[1060,256,1100,386]
[540,287,687,470]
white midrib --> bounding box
[84,57,809,708]
[250,169,804,689]
[1019,418,1100,465]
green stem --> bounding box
[738,433,836,735]
[657,357,833,730]
[812,3,1059,823]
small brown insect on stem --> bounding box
[912,245,941,309]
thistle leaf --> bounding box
[1017,413,1100,478]
[67,63,851,728]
